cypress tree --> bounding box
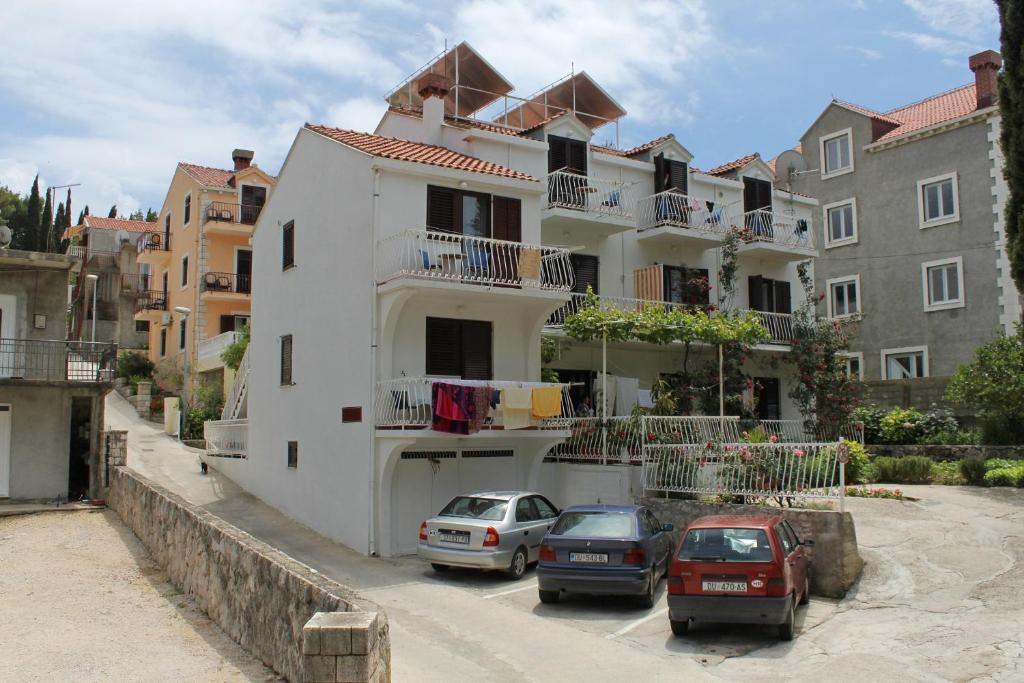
[999,0,1024,295]
[25,175,42,251]
[39,189,53,252]
[108,205,117,218]
[52,202,65,253]
[145,208,157,222]
[53,188,72,253]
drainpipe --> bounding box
[368,168,381,557]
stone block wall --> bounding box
[863,377,967,416]
[641,497,863,598]
[303,612,388,683]
[108,467,390,682]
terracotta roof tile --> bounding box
[876,83,979,142]
[80,216,156,231]
[832,99,901,125]
[305,124,538,181]
[706,153,760,176]
[592,133,675,159]
[178,162,234,189]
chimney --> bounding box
[969,50,1001,109]
[231,148,254,172]
[417,73,452,134]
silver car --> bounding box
[417,491,561,580]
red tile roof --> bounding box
[875,83,979,142]
[592,133,676,159]
[80,216,156,231]
[178,162,235,189]
[305,124,538,181]
[706,153,760,176]
[833,99,901,126]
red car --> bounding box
[666,515,812,641]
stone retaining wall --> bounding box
[867,444,1024,460]
[641,497,863,598]
[108,467,390,682]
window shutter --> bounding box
[492,196,522,242]
[426,186,456,233]
[280,334,293,385]
[282,221,295,269]
[548,136,568,173]
[774,281,792,314]
[669,161,688,194]
[568,139,587,175]
[426,317,461,376]
[570,254,599,294]
[461,320,493,380]
[654,154,667,193]
[748,275,765,311]
[220,315,235,334]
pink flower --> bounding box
[724,445,733,452]
[705,440,714,449]
[902,422,914,429]
[647,431,657,441]
[794,448,805,458]
[743,453,753,463]
[769,435,779,443]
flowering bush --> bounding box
[845,486,905,500]
[879,408,924,444]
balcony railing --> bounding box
[203,201,263,226]
[0,338,117,383]
[198,331,239,362]
[204,419,248,455]
[66,245,122,260]
[120,273,151,295]
[636,191,731,234]
[136,232,170,252]
[374,377,574,429]
[134,290,167,314]
[737,419,865,445]
[749,310,794,345]
[741,209,814,250]
[546,170,638,219]
[546,292,695,327]
[201,271,251,295]
[376,229,574,291]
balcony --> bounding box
[202,201,263,235]
[0,338,117,384]
[200,271,251,300]
[198,330,239,365]
[748,310,794,345]
[134,290,167,315]
[374,377,574,433]
[120,273,151,296]
[738,209,817,261]
[548,416,737,464]
[635,191,731,249]
[543,170,639,236]
[66,245,122,264]
[136,232,171,265]
[376,229,574,302]
[204,419,247,456]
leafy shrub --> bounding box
[840,439,870,484]
[182,382,224,441]
[879,408,924,445]
[872,455,933,484]
[983,466,1024,487]
[959,457,987,486]
[985,458,1017,471]
[947,324,1024,445]
[978,415,1023,446]
[918,429,980,445]
[845,486,905,499]
[221,324,250,371]
[851,405,884,444]
[931,460,963,485]
[117,351,154,380]
[916,406,959,441]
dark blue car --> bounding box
[536,504,674,608]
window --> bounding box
[240,185,267,225]
[826,275,861,318]
[515,497,538,522]
[280,334,293,385]
[775,523,795,555]
[180,255,189,288]
[135,320,150,333]
[282,221,295,270]
[179,318,186,350]
[922,256,965,311]
[532,496,558,520]
[161,271,168,294]
[287,441,298,469]
[823,198,857,247]
[425,186,521,240]
[820,128,853,178]
[840,352,864,380]
[678,527,773,563]
[425,317,493,380]
[159,329,166,357]
[882,346,928,380]
[748,276,792,314]
[782,520,802,547]
[654,154,688,194]
[164,213,171,236]
[547,134,588,174]
[183,193,191,225]
[917,173,959,227]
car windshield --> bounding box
[439,496,508,521]
[678,527,773,562]
[549,511,635,538]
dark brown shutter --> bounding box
[426,186,456,233]
[282,220,295,269]
[548,135,568,172]
[492,197,521,242]
[280,334,293,385]
[774,280,792,314]
[461,320,492,380]
[669,161,688,194]
[570,254,599,294]
[426,317,461,376]
[287,441,298,468]
[220,315,235,334]
[654,154,668,193]
[748,275,765,311]
[743,178,772,212]
[568,139,587,175]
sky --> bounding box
[0,0,1001,219]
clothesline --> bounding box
[419,378,578,388]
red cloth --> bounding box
[432,382,471,434]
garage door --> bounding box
[391,449,518,556]
[562,465,631,507]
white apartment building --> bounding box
[207,43,819,558]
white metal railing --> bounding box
[747,310,794,345]
[739,419,865,445]
[204,419,248,455]
[221,346,249,420]
[547,417,645,463]
[643,415,743,444]
[376,229,574,290]
[198,331,239,363]
[741,209,814,250]
[546,170,638,219]
[642,441,845,501]
[375,377,574,429]
[636,191,731,234]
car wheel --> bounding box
[778,597,795,641]
[638,569,656,609]
[799,576,810,605]
[508,547,528,581]
[670,619,689,637]
[538,589,560,604]
[430,563,450,573]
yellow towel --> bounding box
[531,386,563,418]
[518,248,541,281]
[501,388,533,429]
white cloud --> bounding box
[883,30,975,57]
[903,0,998,42]
[326,98,389,132]
[841,46,884,61]
[0,159,42,197]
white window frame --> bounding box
[825,274,861,318]
[180,254,189,290]
[839,351,864,380]
[917,172,960,228]
[822,197,858,248]
[819,128,854,179]
[921,255,965,312]
[880,346,929,380]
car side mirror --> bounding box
[663,523,674,532]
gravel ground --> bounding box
[0,510,279,682]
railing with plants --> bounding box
[546,292,694,328]
[636,191,731,234]
[203,419,248,456]
[221,345,249,420]
[741,209,814,250]
[738,419,865,445]
[0,338,117,383]
[749,310,794,344]
[376,229,574,291]
[198,331,239,362]
[546,170,638,219]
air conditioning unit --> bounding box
[161,312,171,326]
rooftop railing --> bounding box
[203,201,263,227]
[546,170,638,219]
[0,338,117,383]
[636,191,731,234]
[376,229,575,291]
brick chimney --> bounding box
[969,50,1001,109]
[232,148,254,172]
[418,73,452,135]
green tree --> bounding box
[107,205,118,218]
[221,324,250,370]
[39,188,52,252]
[0,186,27,248]
[947,323,1024,444]
[998,0,1024,293]
[25,175,42,251]
[51,202,65,253]
[76,205,90,225]
[129,209,144,221]
[145,208,158,222]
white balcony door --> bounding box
[0,294,16,379]
[0,405,10,497]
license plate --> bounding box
[702,581,747,592]
[569,552,608,564]
[438,532,469,545]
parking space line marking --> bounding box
[605,607,669,639]
[483,581,538,600]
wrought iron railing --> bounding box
[374,377,574,429]
[376,229,574,291]
[741,209,814,250]
[201,271,251,294]
[120,273,151,294]
[0,338,117,382]
[546,170,638,219]
[136,232,170,252]
[636,191,731,234]
[204,419,248,455]
[203,201,263,226]
[134,290,167,313]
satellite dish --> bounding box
[774,149,807,184]
[0,224,11,248]
[116,229,130,244]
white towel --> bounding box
[616,377,640,415]
[594,373,617,416]
[638,389,654,409]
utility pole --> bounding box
[47,183,81,252]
